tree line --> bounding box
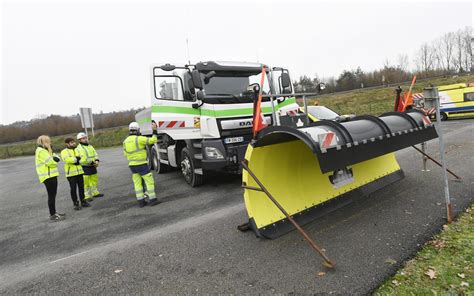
[0,109,139,145]
[294,27,472,93]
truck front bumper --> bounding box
[201,139,248,172]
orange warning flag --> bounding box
[252,66,268,137]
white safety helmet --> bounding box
[76,132,87,140]
[129,122,140,131]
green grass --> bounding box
[375,205,474,295]
[310,75,474,116]
[0,127,129,159]
[2,74,473,159]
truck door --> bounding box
[152,68,202,140]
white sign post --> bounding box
[79,107,94,137]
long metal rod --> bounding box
[241,160,335,268]
[411,145,461,180]
[242,185,263,192]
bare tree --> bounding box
[438,32,456,72]
[461,27,473,72]
[397,54,409,72]
[414,43,435,73]
[453,29,464,71]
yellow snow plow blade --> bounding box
[242,110,438,238]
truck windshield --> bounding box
[202,71,271,97]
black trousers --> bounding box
[67,174,85,206]
[43,177,57,216]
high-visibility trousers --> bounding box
[129,164,156,200]
[84,173,100,199]
[132,172,156,200]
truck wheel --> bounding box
[146,146,154,170]
[440,112,448,121]
[152,146,170,174]
[180,147,203,187]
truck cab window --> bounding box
[154,75,185,101]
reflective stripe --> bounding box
[80,145,96,162]
[67,168,83,175]
[124,136,146,154]
[36,156,53,168]
[146,137,150,145]
[129,158,148,163]
[38,169,58,177]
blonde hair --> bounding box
[37,135,53,155]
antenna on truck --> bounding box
[186,38,191,65]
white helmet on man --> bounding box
[129,122,140,131]
[76,132,87,140]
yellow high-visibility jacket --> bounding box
[78,143,99,166]
[35,147,59,183]
[123,135,157,166]
[61,147,84,177]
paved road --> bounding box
[0,120,473,295]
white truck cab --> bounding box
[136,61,301,186]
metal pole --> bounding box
[302,87,309,125]
[242,160,335,268]
[434,96,453,223]
[268,69,279,126]
[421,142,428,171]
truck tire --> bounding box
[440,112,448,121]
[146,146,154,170]
[152,146,170,174]
[180,147,203,187]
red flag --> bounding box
[252,66,268,137]
[398,75,417,112]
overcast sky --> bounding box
[1,0,472,125]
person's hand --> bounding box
[94,160,99,167]
[53,156,60,162]
[152,121,157,131]
[75,156,81,165]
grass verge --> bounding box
[310,75,474,116]
[375,204,473,295]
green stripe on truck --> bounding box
[151,97,297,117]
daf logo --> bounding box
[239,121,253,127]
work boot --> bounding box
[85,198,93,202]
[50,213,65,222]
[148,198,161,207]
[56,212,66,217]
[81,201,91,208]
[74,204,82,211]
[138,199,148,208]
[93,193,104,198]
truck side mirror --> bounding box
[281,72,291,89]
[196,90,205,100]
[191,70,203,90]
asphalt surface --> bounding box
[0,119,473,295]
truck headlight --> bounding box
[204,147,224,159]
